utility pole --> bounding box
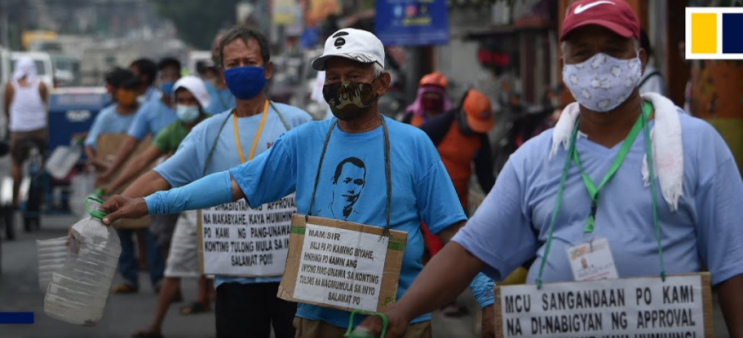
[0,0,9,47]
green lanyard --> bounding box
[573,108,645,234]
[536,102,666,289]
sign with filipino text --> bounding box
[375,0,449,46]
[495,274,713,338]
[277,215,407,312]
[197,194,295,277]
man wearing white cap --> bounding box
[99,27,492,338]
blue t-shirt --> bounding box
[128,99,177,141]
[229,116,467,327]
[453,111,743,287]
[154,103,312,286]
[205,83,235,115]
[84,104,137,149]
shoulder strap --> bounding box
[203,111,233,176]
[269,101,291,132]
[639,71,662,88]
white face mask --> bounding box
[562,52,642,113]
[176,104,200,123]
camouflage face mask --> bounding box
[323,79,378,120]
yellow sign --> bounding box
[273,0,297,25]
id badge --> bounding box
[566,237,619,281]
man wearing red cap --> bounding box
[357,1,743,337]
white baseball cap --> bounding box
[173,75,211,108]
[311,28,385,71]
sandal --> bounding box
[132,329,163,338]
[180,302,212,316]
[112,284,138,294]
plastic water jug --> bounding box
[46,142,83,180]
[36,236,69,292]
[44,197,121,326]
[69,169,97,216]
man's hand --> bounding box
[481,305,495,338]
[356,307,410,338]
[99,195,148,225]
[96,170,113,187]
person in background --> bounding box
[84,68,141,172]
[98,57,182,295]
[402,72,452,127]
[97,57,181,185]
[201,66,220,86]
[356,1,743,337]
[678,35,693,115]
[205,31,236,115]
[103,76,214,338]
[130,58,161,104]
[3,57,49,211]
[418,89,496,319]
[638,29,667,96]
[97,27,493,338]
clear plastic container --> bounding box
[46,144,82,180]
[69,169,97,216]
[44,197,121,326]
[36,236,69,292]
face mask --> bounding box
[562,52,642,113]
[176,104,200,123]
[117,90,137,106]
[322,80,378,120]
[223,66,267,100]
[160,82,175,96]
[421,97,444,113]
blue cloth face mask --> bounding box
[223,66,267,100]
[160,82,175,96]
[176,104,200,123]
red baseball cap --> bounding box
[560,0,640,41]
[463,89,494,133]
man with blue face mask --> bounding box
[345,1,743,337]
[87,26,312,338]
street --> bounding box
[0,215,483,338]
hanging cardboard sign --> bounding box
[197,194,296,277]
[277,215,407,313]
[96,133,153,229]
[494,273,714,338]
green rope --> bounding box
[85,197,108,220]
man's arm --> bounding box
[107,145,164,193]
[719,275,743,337]
[100,171,243,225]
[84,145,108,171]
[97,136,139,184]
[39,82,49,105]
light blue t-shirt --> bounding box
[205,83,235,115]
[453,110,743,287]
[128,99,177,141]
[154,103,312,286]
[84,104,137,149]
[228,116,467,328]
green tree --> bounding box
[152,0,242,49]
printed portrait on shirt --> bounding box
[320,157,367,220]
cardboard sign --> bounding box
[96,133,153,229]
[277,215,407,313]
[197,194,296,277]
[494,273,713,338]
